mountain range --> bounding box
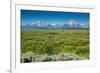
[21,21,89,29]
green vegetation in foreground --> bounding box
[21,29,89,63]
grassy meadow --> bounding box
[21,29,89,63]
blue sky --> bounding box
[21,9,89,26]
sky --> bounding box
[21,9,90,26]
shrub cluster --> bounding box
[21,51,85,63]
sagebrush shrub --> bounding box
[21,51,34,63]
[21,52,87,63]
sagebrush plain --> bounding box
[21,29,89,63]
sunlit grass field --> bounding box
[21,29,89,63]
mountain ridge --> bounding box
[21,21,89,29]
